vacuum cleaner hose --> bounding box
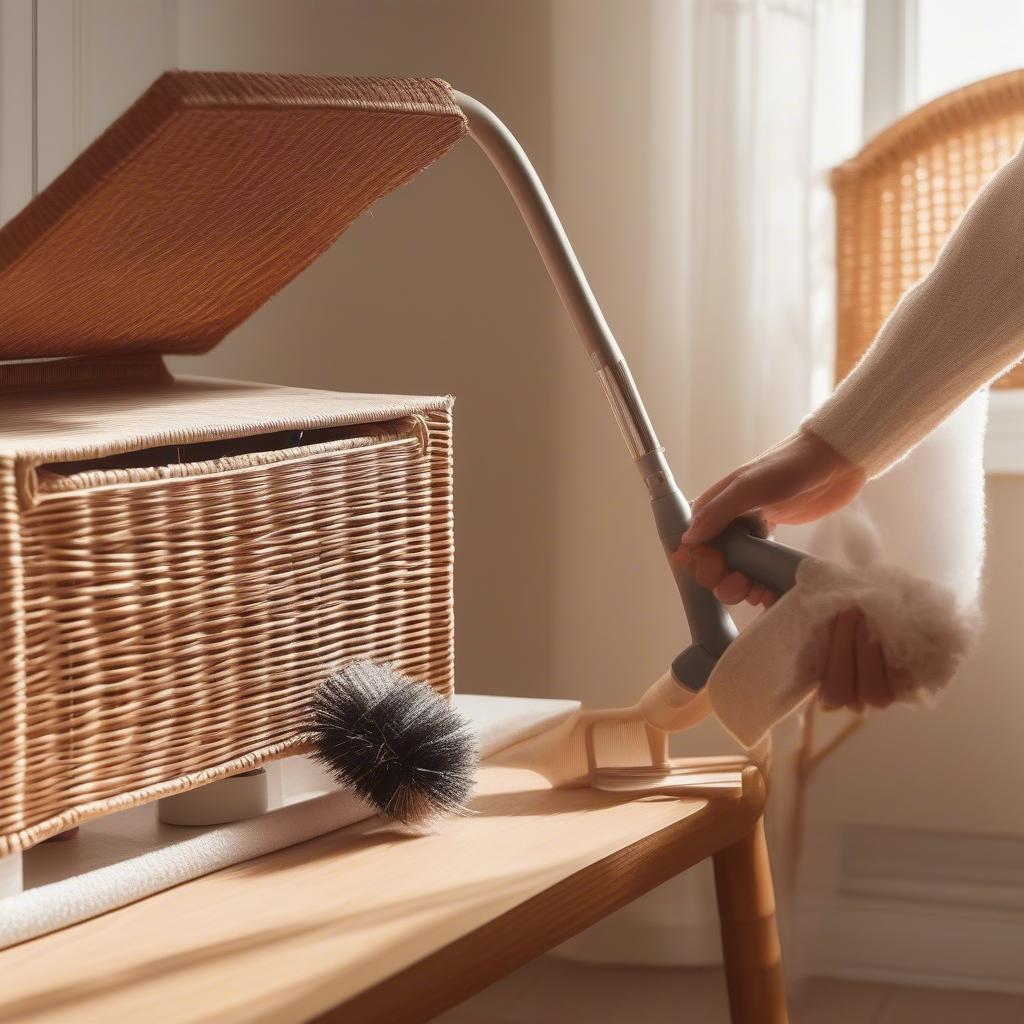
[456,91,805,700]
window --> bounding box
[913,0,1024,106]
[864,0,1024,470]
[864,0,1024,133]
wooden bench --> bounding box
[0,759,787,1023]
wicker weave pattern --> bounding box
[0,405,453,854]
[0,71,463,856]
[0,71,466,359]
[832,70,1024,387]
[0,457,28,852]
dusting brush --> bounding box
[308,661,478,826]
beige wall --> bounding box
[172,0,564,700]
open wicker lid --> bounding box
[0,71,466,359]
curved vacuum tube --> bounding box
[455,91,804,699]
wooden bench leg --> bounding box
[712,818,788,1024]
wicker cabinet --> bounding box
[0,71,464,855]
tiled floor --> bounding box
[433,956,1024,1023]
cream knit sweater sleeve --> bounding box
[805,142,1024,478]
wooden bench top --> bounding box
[0,760,765,1024]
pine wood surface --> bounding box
[0,760,769,1024]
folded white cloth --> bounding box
[708,546,979,749]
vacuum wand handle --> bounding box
[710,523,806,594]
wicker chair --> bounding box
[831,68,1024,386]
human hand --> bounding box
[672,547,898,710]
[672,528,778,608]
[816,607,897,711]
[673,431,892,710]
[682,429,865,545]
[673,429,865,607]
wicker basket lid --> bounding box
[0,71,466,359]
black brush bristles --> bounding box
[308,661,478,826]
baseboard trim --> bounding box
[802,888,1024,991]
[986,388,1024,475]
[803,824,1024,995]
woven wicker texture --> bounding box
[833,69,1024,387]
[0,360,448,463]
[0,373,454,854]
[0,71,463,856]
[0,70,466,359]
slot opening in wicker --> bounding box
[35,415,427,493]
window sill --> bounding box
[985,389,1024,475]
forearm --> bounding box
[806,142,1024,478]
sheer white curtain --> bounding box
[545,0,863,968]
[683,0,864,480]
